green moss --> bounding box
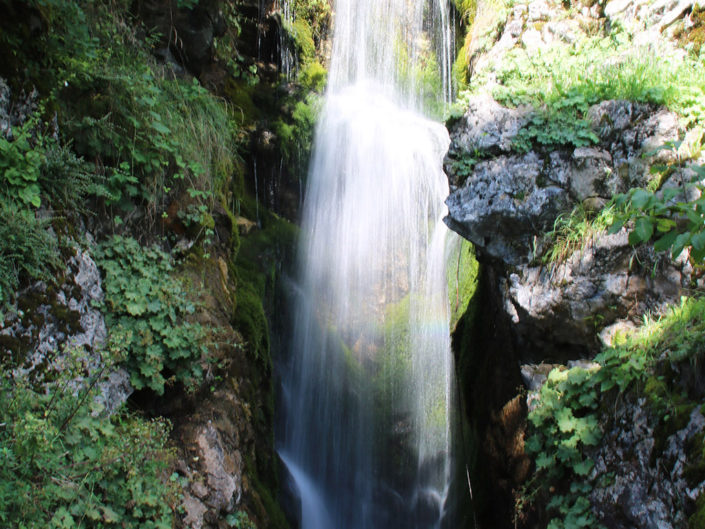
[676,6,705,55]
[233,283,271,366]
[447,238,480,331]
[690,494,705,529]
[453,41,470,90]
[244,455,290,529]
[232,211,298,365]
[299,61,328,92]
[287,18,316,62]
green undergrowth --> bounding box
[458,28,705,152]
[0,353,178,528]
[0,107,98,312]
[61,43,236,221]
[537,204,617,267]
[522,295,705,528]
[94,236,208,395]
[273,61,327,186]
[609,150,705,263]
[3,0,239,228]
[0,202,59,314]
[0,0,242,311]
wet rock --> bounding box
[174,386,256,529]
[445,152,569,265]
[136,0,228,75]
[528,0,551,21]
[590,403,705,528]
[569,147,616,201]
[446,95,530,158]
[445,97,687,358]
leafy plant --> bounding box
[512,106,599,153]
[0,114,45,208]
[540,204,616,266]
[94,236,207,395]
[226,510,257,529]
[0,353,178,528]
[0,200,59,312]
[610,159,705,264]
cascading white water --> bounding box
[279,1,457,527]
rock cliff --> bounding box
[446,0,705,526]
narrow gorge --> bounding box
[1,0,704,528]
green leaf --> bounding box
[671,232,691,258]
[631,189,652,209]
[690,230,705,251]
[572,458,594,476]
[653,230,678,252]
[629,217,654,244]
[101,506,121,523]
[557,408,577,433]
[525,434,542,454]
[536,451,556,470]
[577,391,597,408]
[125,301,147,316]
[151,121,171,135]
[18,184,41,207]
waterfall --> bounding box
[278,1,457,528]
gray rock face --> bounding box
[444,98,688,355]
[445,99,682,267]
[447,95,530,160]
[445,152,569,265]
[1,246,132,413]
[590,403,705,529]
[501,231,689,360]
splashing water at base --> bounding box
[278,1,457,528]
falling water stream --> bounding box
[278,1,457,527]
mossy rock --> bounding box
[233,283,271,367]
[690,493,705,529]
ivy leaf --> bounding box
[629,217,654,244]
[557,408,577,433]
[125,301,147,316]
[631,189,652,209]
[653,230,678,252]
[572,458,594,476]
[690,231,705,251]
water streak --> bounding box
[279,1,457,527]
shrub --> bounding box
[0,201,59,312]
[94,236,207,395]
[0,355,178,528]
